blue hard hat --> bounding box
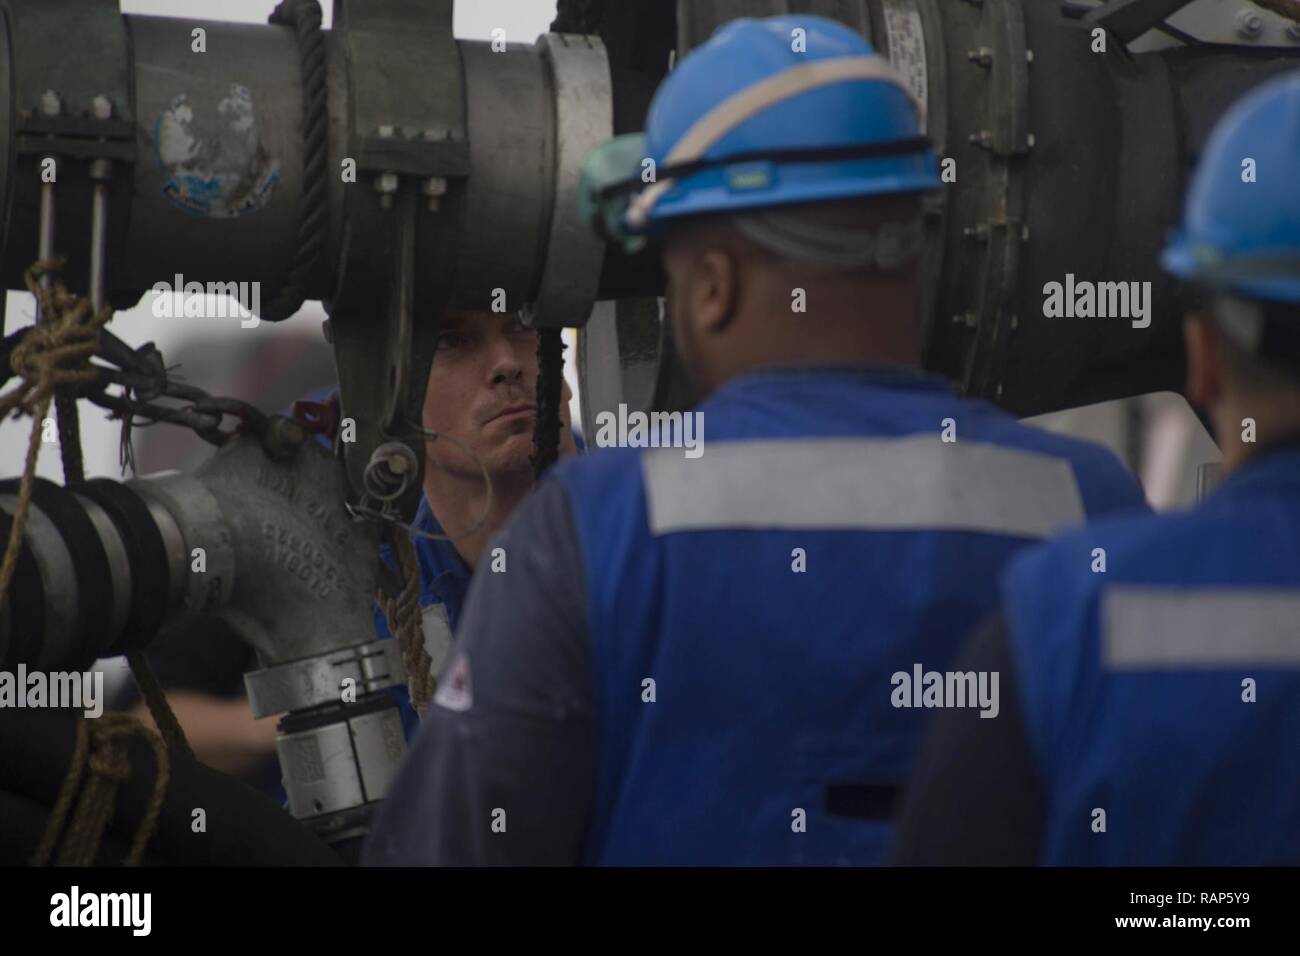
[620,15,939,236]
[1162,69,1300,305]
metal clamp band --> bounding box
[245,639,407,718]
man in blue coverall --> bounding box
[892,70,1300,866]
[365,15,1149,866]
[372,308,577,736]
[119,308,577,782]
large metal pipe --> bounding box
[3,0,1298,483]
[0,0,618,497]
[574,0,1300,421]
[0,431,401,846]
[0,2,613,314]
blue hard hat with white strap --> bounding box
[1161,69,1300,306]
[578,16,940,253]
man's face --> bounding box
[421,310,573,481]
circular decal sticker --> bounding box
[155,84,280,218]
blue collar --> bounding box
[408,496,473,625]
[1207,440,1300,506]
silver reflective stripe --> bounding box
[641,436,1085,538]
[1104,587,1300,669]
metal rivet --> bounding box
[1235,9,1263,39]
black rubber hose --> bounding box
[76,478,171,654]
[0,708,342,866]
[0,478,113,667]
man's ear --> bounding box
[1184,311,1225,410]
[692,248,738,335]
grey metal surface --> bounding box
[1075,0,1300,48]
[0,0,132,297]
[132,482,188,620]
[617,0,1300,416]
[452,39,555,312]
[36,177,53,277]
[525,33,614,329]
[279,721,365,818]
[348,707,406,805]
[128,470,236,640]
[0,0,1294,508]
[896,0,949,362]
[121,15,303,293]
[88,158,111,312]
[186,434,380,665]
[579,301,624,438]
[71,491,132,644]
[244,639,406,718]
[578,297,662,442]
[277,705,406,819]
[0,493,79,670]
[0,2,628,501]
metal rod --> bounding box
[37,157,55,297]
[89,158,112,314]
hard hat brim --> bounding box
[625,156,941,237]
[1163,232,1300,306]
